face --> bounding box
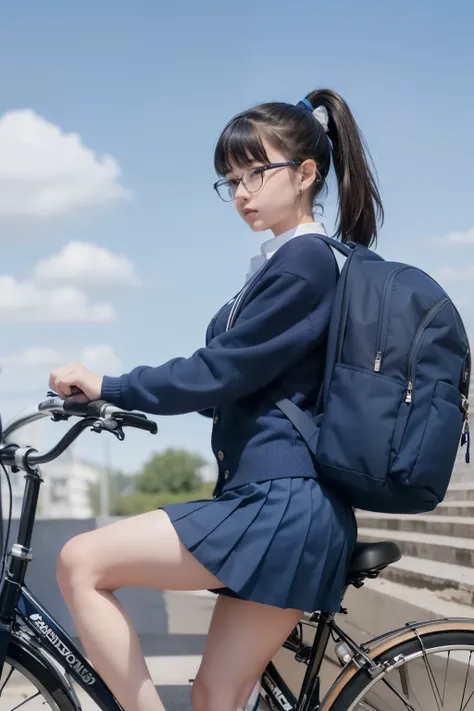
[224,139,316,236]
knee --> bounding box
[192,675,254,711]
[56,534,96,595]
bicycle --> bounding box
[0,397,473,711]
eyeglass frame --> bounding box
[213,161,303,202]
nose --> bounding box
[233,180,251,201]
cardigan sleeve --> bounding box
[101,252,337,415]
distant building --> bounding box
[1,447,104,519]
[40,450,105,519]
[0,413,106,519]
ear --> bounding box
[298,159,317,192]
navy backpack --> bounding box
[273,235,471,514]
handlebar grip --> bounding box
[121,413,158,434]
[62,399,108,417]
[62,398,158,434]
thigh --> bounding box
[194,594,302,708]
[60,509,225,592]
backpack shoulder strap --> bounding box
[272,386,320,454]
[270,236,357,447]
[311,234,355,258]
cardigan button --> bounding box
[217,450,225,461]
[224,470,230,480]
[213,414,220,424]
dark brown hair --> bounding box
[214,89,384,247]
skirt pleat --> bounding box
[162,477,357,612]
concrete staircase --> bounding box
[356,445,474,605]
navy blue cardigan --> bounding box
[101,234,338,495]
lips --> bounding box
[243,208,257,216]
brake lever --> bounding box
[107,426,125,442]
[89,417,125,441]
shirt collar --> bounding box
[261,221,327,259]
[245,221,327,282]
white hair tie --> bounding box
[296,99,333,150]
[312,105,330,133]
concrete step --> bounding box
[357,512,474,538]
[359,576,474,630]
[444,483,474,501]
[357,526,474,567]
[379,554,474,605]
[428,501,474,517]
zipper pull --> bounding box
[463,424,471,464]
[374,352,382,372]
[461,398,470,463]
[405,381,413,404]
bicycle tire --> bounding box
[325,629,474,711]
[3,633,78,711]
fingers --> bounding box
[48,364,102,402]
[49,364,83,399]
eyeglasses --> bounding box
[213,161,302,202]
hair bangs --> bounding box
[214,117,270,177]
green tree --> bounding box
[135,448,206,495]
[112,482,215,516]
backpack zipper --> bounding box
[462,395,470,463]
[373,267,410,371]
[405,298,450,403]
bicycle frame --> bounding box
[261,610,334,711]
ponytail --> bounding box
[306,89,383,247]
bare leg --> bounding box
[57,510,225,711]
[192,595,302,711]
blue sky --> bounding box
[0,0,473,475]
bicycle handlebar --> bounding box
[61,398,158,434]
[0,393,157,471]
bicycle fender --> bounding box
[10,630,81,711]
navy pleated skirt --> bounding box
[162,477,357,612]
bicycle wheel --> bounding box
[326,629,474,711]
[1,635,77,711]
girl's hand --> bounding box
[49,363,103,402]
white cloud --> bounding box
[0,275,116,322]
[32,241,140,288]
[0,109,130,217]
[428,227,474,244]
[0,241,141,322]
[0,345,123,394]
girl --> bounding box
[50,88,383,711]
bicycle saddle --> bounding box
[348,541,402,576]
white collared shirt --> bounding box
[245,221,327,283]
